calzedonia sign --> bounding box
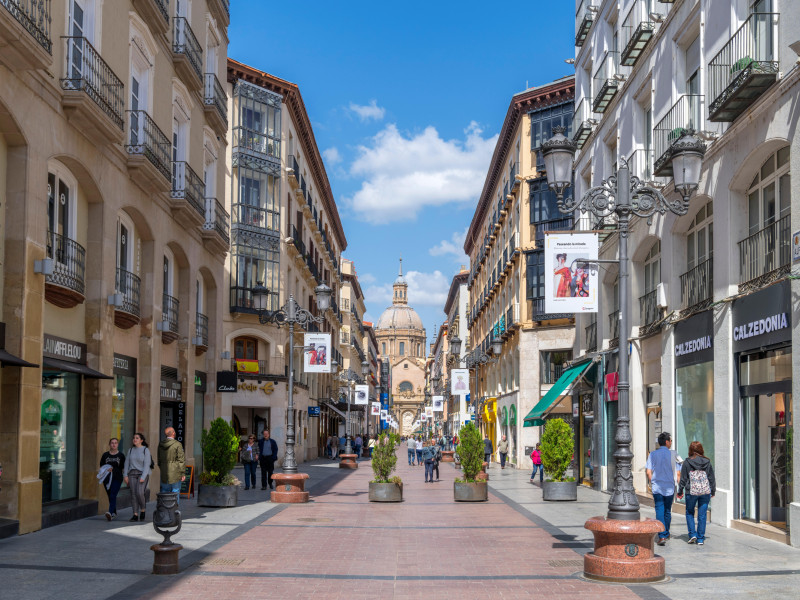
[674,310,714,369]
[732,280,791,353]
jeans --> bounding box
[243,462,257,489]
[484,453,491,466]
[685,494,711,543]
[424,460,434,481]
[354,445,361,457]
[160,481,181,505]
[408,448,416,465]
[416,449,422,464]
[500,452,507,468]
[653,493,674,539]
[530,464,543,482]
[433,461,439,480]
[259,456,275,489]
[105,478,122,515]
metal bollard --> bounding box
[150,492,183,574]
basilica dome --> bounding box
[376,304,424,331]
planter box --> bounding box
[197,484,238,507]
[454,481,488,502]
[368,482,403,502]
[542,481,577,501]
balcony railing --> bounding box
[572,98,594,149]
[231,359,270,377]
[46,230,85,296]
[708,13,779,122]
[291,224,306,255]
[125,110,171,182]
[231,202,279,233]
[639,289,661,330]
[534,217,573,241]
[203,197,230,246]
[653,94,704,177]
[592,51,621,113]
[575,0,594,47]
[608,309,620,342]
[171,161,205,218]
[173,17,202,80]
[621,0,655,67]
[2,0,52,52]
[204,73,228,124]
[60,36,124,129]
[233,126,280,160]
[530,297,572,321]
[738,214,790,286]
[586,321,597,352]
[195,312,208,347]
[231,286,277,313]
[152,0,168,22]
[115,267,141,318]
[162,294,179,335]
[680,257,713,310]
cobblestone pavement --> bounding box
[1,446,799,599]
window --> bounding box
[541,350,572,384]
[747,147,790,236]
[382,342,386,355]
[233,81,281,159]
[530,178,571,225]
[234,337,258,360]
[687,201,713,270]
[47,168,75,245]
[643,241,660,294]
[530,101,573,154]
[403,363,408,369]
[233,167,280,232]
[525,251,544,300]
[230,239,279,311]
[163,254,174,297]
[399,342,405,356]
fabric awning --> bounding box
[323,401,346,418]
[42,357,113,379]
[523,360,596,427]
[0,348,39,368]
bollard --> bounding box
[150,492,183,574]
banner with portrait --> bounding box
[451,369,469,395]
[432,395,444,412]
[425,406,433,419]
[354,384,369,405]
[303,333,331,372]
[371,402,381,415]
[380,409,388,420]
[544,233,599,314]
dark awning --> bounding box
[0,348,39,368]
[523,359,597,427]
[42,357,113,379]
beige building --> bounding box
[0,0,230,534]
[443,269,469,432]
[338,259,368,439]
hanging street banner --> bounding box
[371,402,381,415]
[451,369,469,394]
[432,395,444,412]
[303,333,331,373]
[425,406,433,419]
[380,409,388,420]
[354,384,369,405]
[544,233,599,314]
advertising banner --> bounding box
[451,369,469,394]
[354,384,369,405]
[432,395,444,412]
[371,402,381,415]
[380,409,388,420]
[544,233,599,314]
[303,333,331,373]
[425,406,433,419]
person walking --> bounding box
[530,443,543,483]
[677,441,716,546]
[123,432,151,522]
[258,429,278,490]
[157,427,185,504]
[408,437,416,466]
[483,435,493,467]
[354,434,363,457]
[498,435,510,469]
[432,442,442,481]
[331,434,339,459]
[368,435,376,458]
[415,437,423,466]
[422,442,436,483]
[99,438,125,521]
[240,435,259,490]
[646,432,678,546]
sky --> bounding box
[229,1,575,347]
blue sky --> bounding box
[230,1,574,345]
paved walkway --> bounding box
[1,444,799,599]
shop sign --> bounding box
[582,397,593,415]
[160,378,182,402]
[175,401,186,444]
[605,372,619,401]
[43,334,86,364]
[194,371,207,392]
[732,280,791,353]
[216,370,237,392]
[113,354,136,377]
[674,310,714,368]
[793,230,800,263]
[308,406,320,417]
[572,402,579,418]
[238,381,275,395]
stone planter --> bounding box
[339,453,358,469]
[197,484,238,507]
[368,482,403,502]
[454,481,488,502]
[441,451,455,462]
[542,480,577,501]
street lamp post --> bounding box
[540,125,705,581]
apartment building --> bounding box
[427,322,449,438]
[221,60,346,464]
[338,259,368,442]
[443,268,469,433]
[464,76,576,469]
[0,0,230,535]
[573,0,799,545]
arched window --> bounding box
[643,241,660,294]
[398,381,413,393]
[747,146,790,237]
[234,336,258,360]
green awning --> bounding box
[523,360,596,427]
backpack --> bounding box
[689,468,711,495]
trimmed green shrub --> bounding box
[540,418,574,482]
[200,418,240,486]
[456,422,484,482]
[371,433,401,483]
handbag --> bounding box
[689,469,711,495]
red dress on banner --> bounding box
[554,267,572,297]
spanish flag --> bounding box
[235,359,259,374]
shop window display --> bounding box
[40,372,81,503]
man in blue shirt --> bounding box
[646,432,677,546]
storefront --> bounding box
[159,369,184,446]
[733,281,792,529]
[112,354,137,453]
[602,351,619,492]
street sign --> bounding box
[308,406,320,417]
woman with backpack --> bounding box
[530,443,543,484]
[123,432,152,522]
[677,441,716,545]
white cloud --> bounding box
[429,228,469,264]
[348,100,386,122]
[347,122,498,224]
[322,147,342,165]
[357,272,376,284]
[365,270,450,309]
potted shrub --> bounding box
[453,422,487,501]
[197,418,240,507]
[369,432,402,502]
[540,418,577,501]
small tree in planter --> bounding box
[369,433,402,502]
[540,418,577,501]
[454,422,487,501]
[198,418,240,507]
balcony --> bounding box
[203,73,228,135]
[571,98,595,149]
[506,303,520,331]
[653,94,704,177]
[45,230,85,308]
[288,155,300,190]
[113,268,141,329]
[194,312,208,355]
[639,288,662,334]
[231,202,279,234]
[288,224,306,257]
[125,110,171,193]
[708,13,779,122]
[530,297,572,322]
[172,17,202,90]
[680,257,713,312]
[575,0,594,47]
[738,214,790,291]
[534,217,573,242]
[0,0,52,70]
[233,125,280,161]
[620,0,655,67]
[201,197,230,255]
[170,162,205,226]
[230,359,271,378]
[131,0,168,38]
[608,309,620,347]
[230,286,277,315]
[592,51,621,113]
[161,294,179,344]
[60,36,124,145]
[207,0,230,27]
[585,321,597,352]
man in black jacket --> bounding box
[258,429,279,490]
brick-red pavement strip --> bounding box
[135,453,643,599]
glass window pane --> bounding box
[687,231,696,270]
[779,174,790,218]
[761,154,775,179]
[777,146,790,168]
[748,191,760,235]
[763,182,776,225]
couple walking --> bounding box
[240,430,279,490]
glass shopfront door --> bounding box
[40,372,81,503]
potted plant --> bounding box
[540,418,577,501]
[369,432,402,502]
[453,422,487,501]
[197,417,240,507]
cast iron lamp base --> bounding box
[583,517,665,583]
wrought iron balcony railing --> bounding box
[621,0,655,67]
[2,0,52,52]
[585,320,597,352]
[534,217,573,241]
[152,0,168,22]
[233,126,280,160]
[171,161,205,218]
[572,98,594,149]
[575,0,595,47]
[115,267,141,318]
[173,17,202,80]
[608,309,620,342]
[708,12,779,122]
[530,297,572,321]
[162,294,179,334]
[195,312,208,347]
[46,230,85,296]
[679,257,713,310]
[60,36,124,129]
[738,214,790,287]
[204,73,228,124]
[653,94,704,177]
[230,359,271,377]
[592,51,621,113]
[639,288,661,329]
[203,197,230,246]
[231,202,280,233]
[125,110,171,182]
[230,286,277,313]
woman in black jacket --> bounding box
[677,441,715,546]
